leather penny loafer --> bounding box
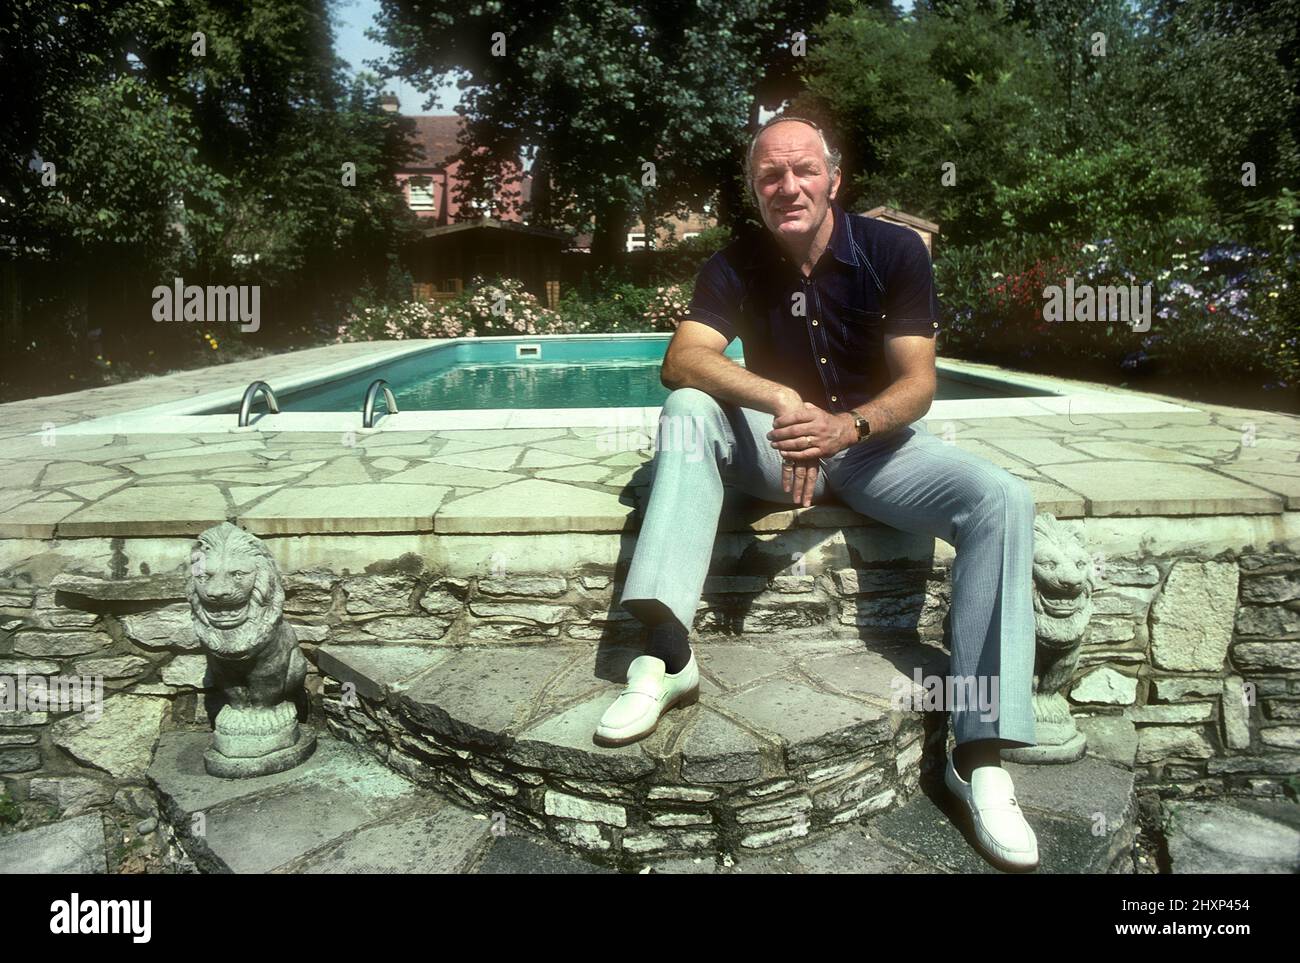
[594,651,699,747]
[945,751,1039,870]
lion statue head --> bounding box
[1031,513,1094,649]
[188,522,285,660]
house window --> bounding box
[626,232,647,251]
[682,232,700,241]
[408,177,435,212]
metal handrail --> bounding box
[237,381,280,427]
[362,379,399,428]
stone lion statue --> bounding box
[1005,512,1094,763]
[189,522,315,777]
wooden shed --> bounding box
[405,217,568,309]
[863,206,940,254]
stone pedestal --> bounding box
[204,702,317,778]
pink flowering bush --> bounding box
[334,276,585,343]
[459,276,577,336]
[643,284,690,331]
[334,300,469,343]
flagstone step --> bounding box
[642,753,1141,874]
[0,812,108,873]
[146,730,494,873]
[140,727,1141,873]
[313,635,957,858]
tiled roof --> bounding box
[405,115,464,171]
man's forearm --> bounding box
[662,345,799,415]
[663,343,933,441]
[846,377,933,440]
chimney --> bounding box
[380,94,400,113]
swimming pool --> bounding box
[52,333,1198,435]
[224,335,1055,414]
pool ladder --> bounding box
[237,379,399,428]
[238,381,279,427]
[362,379,399,428]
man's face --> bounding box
[750,121,841,244]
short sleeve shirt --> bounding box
[682,199,940,412]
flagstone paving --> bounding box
[8,728,1291,871]
[0,341,1295,538]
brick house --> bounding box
[386,98,531,225]
[384,100,563,306]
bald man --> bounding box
[596,115,1040,870]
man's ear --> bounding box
[829,166,841,201]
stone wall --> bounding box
[318,669,926,857]
[1070,552,1300,796]
[2,541,1297,831]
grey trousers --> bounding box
[619,386,1038,748]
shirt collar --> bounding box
[744,198,858,271]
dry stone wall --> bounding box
[2,542,1297,830]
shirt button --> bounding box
[933,321,938,328]
[811,319,818,326]
[820,357,827,364]
[831,395,838,402]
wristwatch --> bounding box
[851,413,871,443]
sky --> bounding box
[332,0,459,114]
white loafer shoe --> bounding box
[945,752,1040,870]
[594,651,699,746]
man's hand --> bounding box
[768,395,855,507]
[768,402,856,459]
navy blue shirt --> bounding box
[682,199,940,413]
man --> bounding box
[595,115,1040,869]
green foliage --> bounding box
[801,0,1053,243]
[803,0,1297,396]
[935,233,1298,394]
[0,788,21,828]
[556,286,653,335]
[336,272,691,341]
[29,75,227,264]
[3,0,1296,403]
[1,0,419,375]
[556,279,692,334]
[1141,0,1300,232]
[374,0,838,254]
[993,143,1213,241]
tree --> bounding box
[373,0,844,262]
[0,0,419,369]
[798,1,1053,243]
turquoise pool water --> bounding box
[221,336,1055,412]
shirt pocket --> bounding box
[831,303,885,355]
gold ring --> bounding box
[805,435,813,448]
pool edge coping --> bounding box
[35,335,1203,436]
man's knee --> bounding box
[980,469,1036,520]
[661,386,722,418]
[657,388,727,458]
